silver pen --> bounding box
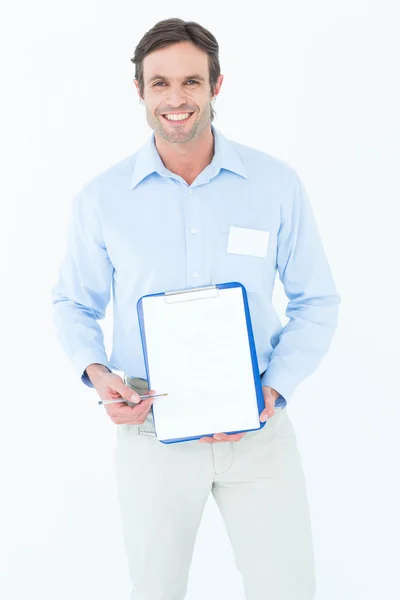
[98,393,168,406]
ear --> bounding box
[212,74,224,101]
[133,79,143,102]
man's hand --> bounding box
[259,385,279,422]
[198,385,280,443]
[88,367,158,425]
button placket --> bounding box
[185,186,202,282]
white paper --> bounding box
[227,226,270,258]
[141,286,261,441]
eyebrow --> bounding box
[147,74,206,84]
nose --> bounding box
[165,84,188,109]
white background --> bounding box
[1,1,399,599]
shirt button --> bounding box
[188,189,193,194]
[192,272,199,278]
[190,228,197,234]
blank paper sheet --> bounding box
[140,285,261,441]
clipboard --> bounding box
[136,282,266,444]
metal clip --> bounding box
[164,285,219,304]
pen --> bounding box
[98,393,168,406]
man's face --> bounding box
[136,41,222,144]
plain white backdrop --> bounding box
[1,1,399,599]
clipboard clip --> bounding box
[164,284,219,304]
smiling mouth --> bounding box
[161,112,194,124]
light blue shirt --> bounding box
[51,125,341,408]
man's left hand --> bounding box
[198,385,280,443]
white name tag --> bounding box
[226,226,270,258]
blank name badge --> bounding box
[226,226,270,258]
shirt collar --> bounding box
[130,124,248,190]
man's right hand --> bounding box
[87,366,157,425]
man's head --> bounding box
[130,18,223,144]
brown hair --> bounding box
[130,18,220,121]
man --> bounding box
[51,17,341,600]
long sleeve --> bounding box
[261,169,341,403]
[51,182,114,388]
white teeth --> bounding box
[164,112,191,121]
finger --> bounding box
[214,433,246,442]
[213,433,229,441]
[134,403,154,422]
[199,431,247,443]
[261,388,277,419]
[131,390,160,421]
[111,380,142,404]
[114,400,154,424]
[126,390,158,410]
[260,404,275,421]
[130,396,155,416]
[230,433,247,442]
[140,389,157,397]
[120,390,159,422]
[112,396,154,419]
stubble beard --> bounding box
[148,104,212,144]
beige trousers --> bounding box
[114,375,316,600]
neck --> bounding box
[154,125,215,186]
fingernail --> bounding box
[130,393,140,404]
[214,435,223,440]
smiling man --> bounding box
[143,46,210,142]
[51,17,341,600]
[137,37,223,184]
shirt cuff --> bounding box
[72,350,112,388]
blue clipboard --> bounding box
[136,282,266,444]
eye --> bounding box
[186,80,198,85]
[153,81,166,87]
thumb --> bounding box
[111,379,141,404]
[260,388,275,422]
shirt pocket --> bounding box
[213,232,270,292]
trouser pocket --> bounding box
[124,374,157,436]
